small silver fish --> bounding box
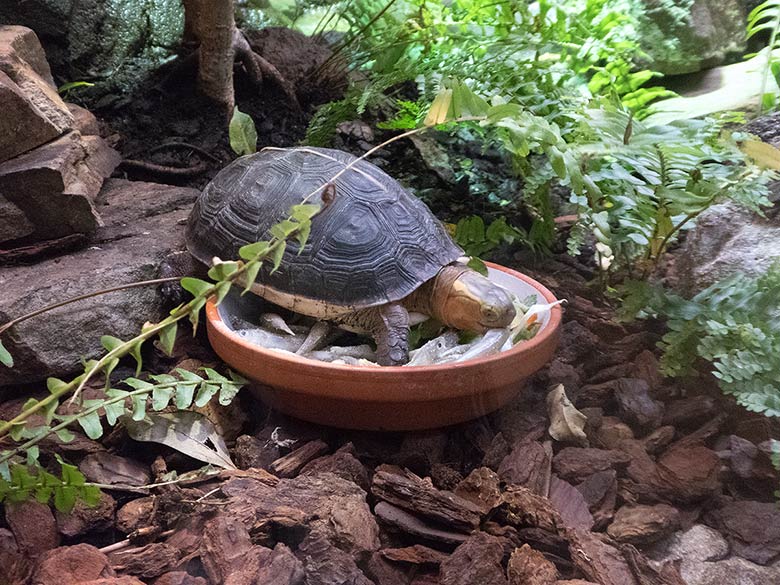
[406,331,460,366]
[451,328,512,362]
[235,328,305,352]
[259,313,295,335]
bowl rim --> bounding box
[205,261,562,375]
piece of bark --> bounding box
[0,549,31,585]
[5,500,59,557]
[454,467,502,515]
[430,463,463,491]
[296,530,373,585]
[300,443,370,491]
[55,492,116,538]
[497,485,563,533]
[548,476,594,531]
[33,544,114,585]
[233,434,271,470]
[607,504,681,545]
[374,502,469,547]
[255,543,305,585]
[153,572,208,585]
[80,578,146,585]
[221,472,379,560]
[270,439,329,478]
[662,396,719,429]
[553,448,631,483]
[620,544,687,585]
[79,452,151,487]
[250,505,311,549]
[642,427,676,455]
[199,513,252,583]
[439,532,509,585]
[592,417,635,450]
[656,444,720,502]
[507,544,558,585]
[365,552,411,585]
[614,378,664,433]
[575,470,617,530]
[705,500,780,565]
[109,542,180,580]
[498,439,552,495]
[371,466,482,531]
[381,545,449,567]
[567,529,639,585]
[116,497,156,534]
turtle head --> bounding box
[432,265,516,332]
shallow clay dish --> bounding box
[205,263,562,431]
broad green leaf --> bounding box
[152,385,174,411]
[0,340,12,367]
[26,446,39,467]
[131,394,147,421]
[242,261,262,295]
[214,282,232,305]
[208,261,240,281]
[194,383,218,407]
[77,411,103,440]
[218,383,242,406]
[53,485,77,513]
[47,377,69,394]
[175,368,204,383]
[270,241,286,274]
[188,298,206,335]
[296,219,312,251]
[181,277,213,298]
[466,256,488,276]
[101,335,124,352]
[229,106,257,156]
[55,428,76,443]
[270,219,300,239]
[239,241,271,260]
[158,322,177,357]
[203,368,230,383]
[290,204,320,220]
[175,382,197,409]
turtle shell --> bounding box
[186,147,463,308]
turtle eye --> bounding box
[481,306,499,322]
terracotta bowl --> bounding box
[205,263,562,431]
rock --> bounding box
[607,504,681,544]
[552,448,631,483]
[430,463,463,491]
[255,543,305,585]
[642,426,676,455]
[79,452,151,487]
[507,544,558,585]
[706,500,780,565]
[676,200,780,294]
[32,544,114,585]
[5,500,59,557]
[498,440,552,495]
[233,434,271,470]
[0,178,198,386]
[646,524,729,564]
[221,472,380,561]
[635,0,747,75]
[648,525,780,585]
[0,2,183,97]
[679,557,780,585]
[296,530,372,585]
[55,491,116,537]
[67,103,100,136]
[153,572,208,585]
[0,547,31,585]
[0,130,119,243]
[439,532,509,585]
[374,501,469,548]
[372,466,483,532]
[300,444,370,492]
[0,26,75,163]
[454,467,502,515]
[614,378,664,432]
[116,496,156,534]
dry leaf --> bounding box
[547,384,588,446]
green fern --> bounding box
[747,0,780,112]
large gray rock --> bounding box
[0,179,197,387]
[0,130,120,243]
[647,524,780,585]
[0,1,184,96]
[0,25,74,162]
[636,0,747,75]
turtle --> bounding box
[185,146,516,365]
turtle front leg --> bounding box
[374,303,410,366]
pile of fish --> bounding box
[231,295,562,367]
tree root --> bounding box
[119,159,209,178]
[232,29,301,111]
